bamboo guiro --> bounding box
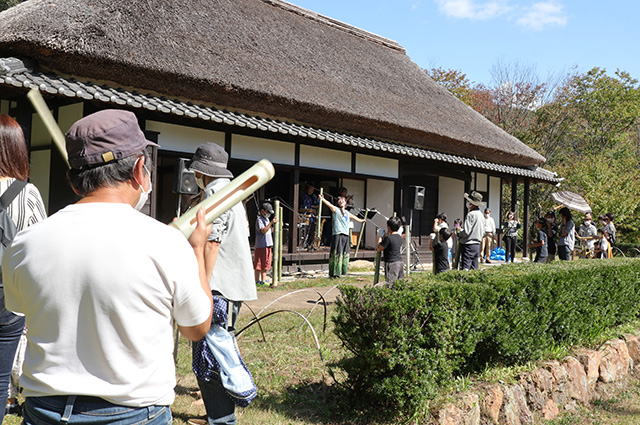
[170,159,275,238]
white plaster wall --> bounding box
[355,153,398,178]
[145,121,224,153]
[231,134,295,165]
[475,172,488,192]
[438,177,465,224]
[58,103,84,134]
[365,179,394,247]
[489,176,502,221]
[30,150,51,213]
[30,113,51,147]
[300,145,351,172]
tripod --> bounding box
[400,239,425,271]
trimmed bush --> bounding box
[332,259,640,417]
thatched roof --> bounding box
[0,0,545,167]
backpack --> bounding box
[0,180,27,313]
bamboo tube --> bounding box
[170,159,275,239]
[272,200,281,288]
[354,208,368,257]
[405,224,411,276]
[27,88,70,169]
[278,205,283,285]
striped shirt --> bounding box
[0,178,47,232]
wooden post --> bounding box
[523,178,530,260]
[272,200,280,288]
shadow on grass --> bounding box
[591,398,640,417]
[250,381,395,425]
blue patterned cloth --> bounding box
[192,297,257,407]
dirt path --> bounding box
[241,280,369,316]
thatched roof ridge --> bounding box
[0,0,545,166]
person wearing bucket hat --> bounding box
[254,201,278,286]
[457,191,485,270]
[2,109,214,424]
[187,142,257,425]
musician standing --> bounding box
[188,143,257,425]
[299,184,319,248]
[319,194,366,278]
[2,110,213,424]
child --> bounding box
[528,218,548,263]
[377,216,404,285]
[431,227,452,275]
[254,201,278,286]
[594,228,612,259]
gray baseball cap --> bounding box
[65,109,158,169]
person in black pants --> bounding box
[502,211,521,263]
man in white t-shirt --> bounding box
[481,208,496,263]
[2,109,213,424]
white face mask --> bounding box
[133,161,152,211]
[195,175,205,190]
[466,201,473,209]
[547,218,555,223]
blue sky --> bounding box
[290,0,640,86]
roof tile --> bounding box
[0,62,560,183]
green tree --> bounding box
[431,63,640,242]
[0,0,24,12]
[425,67,477,105]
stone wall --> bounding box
[437,333,640,425]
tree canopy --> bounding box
[427,64,640,241]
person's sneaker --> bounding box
[486,259,491,264]
[256,280,264,286]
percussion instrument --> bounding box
[171,159,275,239]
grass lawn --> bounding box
[6,273,640,424]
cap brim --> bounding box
[188,161,234,178]
[464,194,485,206]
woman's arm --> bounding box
[319,195,336,213]
[349,212,366,223]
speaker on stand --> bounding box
[173,158,199,217]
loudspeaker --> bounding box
[173,158,198,195]
[408,185,425,210]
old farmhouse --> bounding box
[0,0,560,265]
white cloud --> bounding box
[517,2,567,30]
[434,0,511,20]
[410,0,422,11]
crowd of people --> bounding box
[436,191,618,273]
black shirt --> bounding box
[432,239,450,274]
[380,234,403,263]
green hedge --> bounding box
[332,259,640,417]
